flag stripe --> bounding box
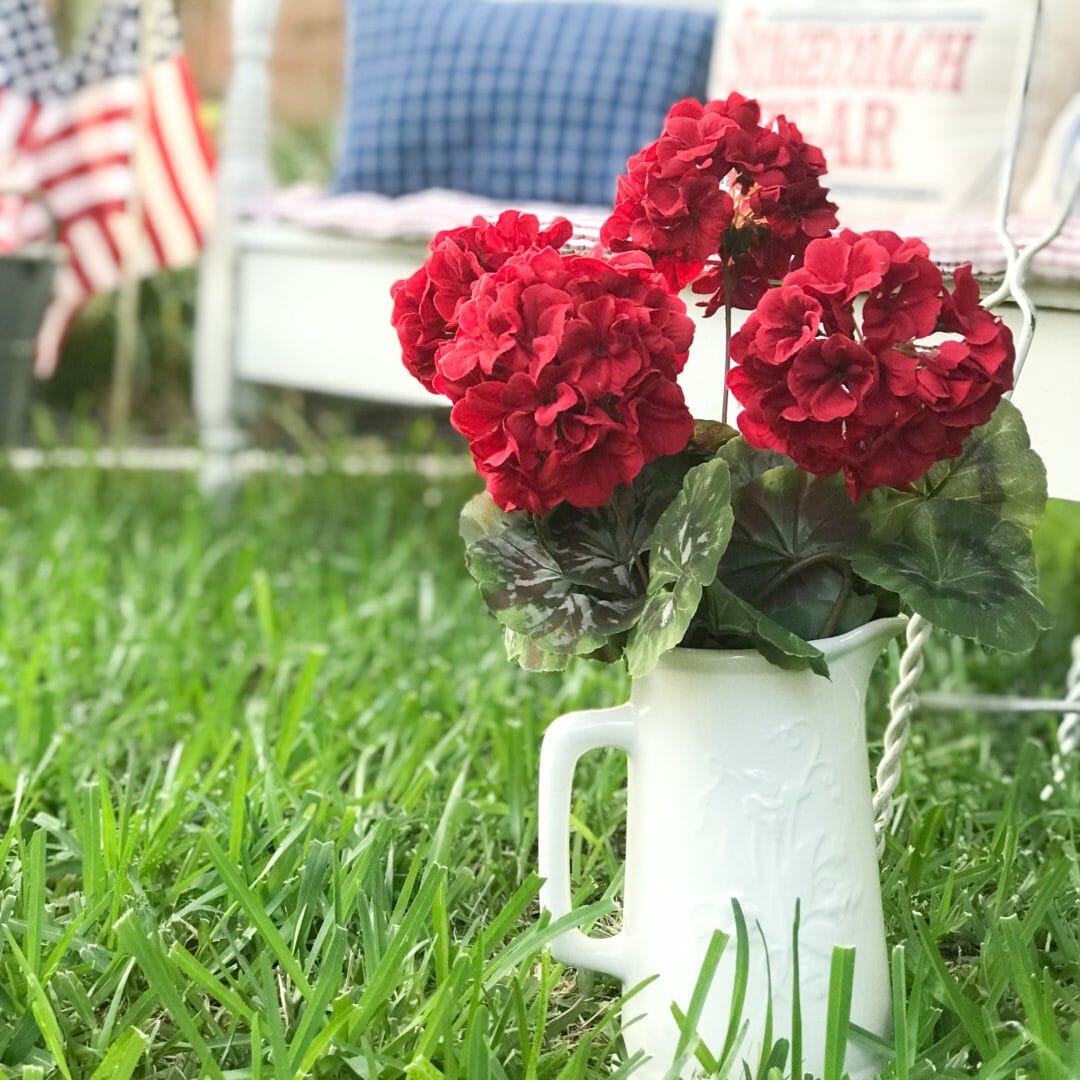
[46,163,133,220]
[0,93,38,155]
[175,59,215,173]
[33,80,140,141]
[97,212,125,267]
[41,152,131,192]
[140,130,199,265]
[140,202,169,266]
[61,234,96,294]
[36,267,86,377]
[72,217,122,292]
[146,74,202,248]
[109,211,159,277]
[0,194,51,251]
[36,105,135,149]
[149,62,214,237]
[2,0,216,374]
[35,118,136,179]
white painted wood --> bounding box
[193,239,245,493]
[218,0,281,208]
[233,236,435,406]
[1005,305,1080,503]
[194,0,285,490]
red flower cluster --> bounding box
[442,248,695,514]
[599,95,838,312]
[727,230,1015,498]
[391,211,573,395]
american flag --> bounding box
[0,0,214,375]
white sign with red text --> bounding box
[711,0,1027,230]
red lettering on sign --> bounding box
[729,11,978,95]
[860,100,896,170]
[818,100,851,166]
[731,9,760,82]
[934,30,976,93]
[882,30,921,92]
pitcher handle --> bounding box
[538,703,636,981]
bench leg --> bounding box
[194,241,244,493]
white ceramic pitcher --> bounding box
[538,616,907,1079]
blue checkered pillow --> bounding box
[335,0,717,206]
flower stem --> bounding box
[721,263,733,425]
[817,563,854,639]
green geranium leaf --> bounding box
[849,501,1051,651]
[767,591,879,643]
[460,491,517,547]
[696,581,829,677]
[716,436,792,492]
[540,484,657,595]
[625,458,734,676]
[862,400,1047,539]
[461,457,697,664]
[465,517,645,656]
[504,629,570,672]
[717,466,873,641]
[690,420,740,457]
[624,578,701,679]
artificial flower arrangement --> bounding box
[391,94,1049,678]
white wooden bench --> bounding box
[192,0,1080,502]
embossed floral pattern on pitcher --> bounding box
[538,617,907,1079]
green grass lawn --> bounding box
[0,462,1077,1079]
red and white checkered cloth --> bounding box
[244,186,1080,283]
[243,185,608,245]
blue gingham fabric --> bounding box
[335,0,716,207]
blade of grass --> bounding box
[89,1026,149,1080]
[667,927,728,1074]
[891,943,910,1080]
[112,912,225,1080]
[755,918,779,1080]
[167,941,255,1021]
[717,898,751,1073]
[202,832,314,999]
[822,946,856,1080]
[21,829,45,977]
[2,929,73,1080]
[998,913,1066,1079]
[790,899,802,1080]
[911,913,996,1061]
[288,923,347,1071]
[275,646,326,771]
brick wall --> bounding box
[180,0,345,127]
[44,0,344,127]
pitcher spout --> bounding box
[814,615,908,688]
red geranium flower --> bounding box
[727,231,1015,499]
[601,95,838,313]
[390,211,573,397]
[785,335,877,422]
[442,248,695,514]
